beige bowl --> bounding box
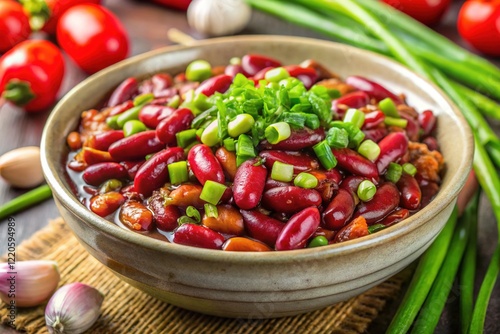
[41,36,473,318]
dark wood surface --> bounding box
[1,0,499,333]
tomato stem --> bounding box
[2,79,35,106]
[19,0,51,31]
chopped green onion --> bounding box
[386,162,403,183]
[294,172,318,189]
[343,108,365,129]
[223,137,236,151]
[106,115,120,129]
[123,120,147,137]
[177,216,198,226]
[116,105,142,128]
[168,161,189,185]
[313,140,337,170]
[281,113,306,128]
[357,139,380,161]
[348,128,366,149]
[304,113,320,129]
[271,161,294,182]
[145,153,154,160]
[204,203,219,218]
[228,113,255,137]
[402,162,417,176]
[99,179,122,194]
[379,97,400,118]
[193,93,212,111]
[307,236,328,248]
[167,95,180,108]
[368,224,386,234]
[265,67,290,82]
[133,93,154,107]
[236,154,253,167]
[176,129,198,148]
[265,122,291,144]
[186,60,212,82]
[384,116,408,128]
[186,205,201,222]
[357,180,377,202]
[326,127,349,148]
[200,180,227,205]
[229,57,241,65]
[200,120,219,147]
[237,134,256,158]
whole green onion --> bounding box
[0,185,53,220]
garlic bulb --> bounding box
[45,282,104,334]
[0,260,60,307]
[0,146,45,188]
[187,0,252,37]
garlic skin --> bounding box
[0,146,45,188]
[187,0,252,37]
[45,282,104,334]
[0,260,60,307]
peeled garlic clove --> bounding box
[0,146,45,188]
[45,282,104,334]
[187,0,252,37]
[0,260,60,307]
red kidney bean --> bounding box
[340,175,366,197]
[262,186,322,214]
[400,112,420,142]
[82,147,115,165]
[309,170,342,201]
[419,179,440,208]
[363,110,385,130]
[173,223,225,250]
[397,174,422,210]
[240,209,285,247]
[139,105,175,129]
[119,201,154,231]
[283,65,318,89]
[259,150,319,173]
[323,169,343,184]
[332,148,379,182]
[375,132,409,174]
[187,144,225,185]
[195,74,232,96]
[252,66,275,81]
[109,130,164,161]
[275,207,321,250]
[89,130,124,151]
[264,178,291,190]
[134,147,184,197]
[331,91,370,113]
[151,73,174,96]
[423,136,439,151]
[241,54,282,76]
[300,59,336,80]
[224,64,244,77]
[89,192,125,217]
[107,77,138,107]
[333,216,369,243]
[364,127,388,143]
[379,208,410,227]
[83,162,128,186]
[260,127,325,151]
[108,100,134,117]
[345,76,402,104]
[148,193,181,231]
[233,159,267,210]
[322,189,355,230]
[121,160,145,180]
[353,183,400,224]
[156,108,194,145]
[418,110,437,136]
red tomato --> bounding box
[0,1,31,53]
[382,0,451,26]
[56,4,129,74]
[458,0,500,57]
[0,40,65,112]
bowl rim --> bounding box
[41,35,473,263]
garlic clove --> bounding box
[187,0,252,37]
[0,260,60,307]
[45,282,104,334]
[0,146,45,188]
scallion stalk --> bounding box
[0,185,53,220]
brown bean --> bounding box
[67,131,82,151]
[215,147,237,181]
[223,237,272,252]
[89,192,125,217]
[202,205,244,235]
[333,216,369,243]
[119,201,154,231]
[166,184,206,209]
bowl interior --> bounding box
[41,35,473,261]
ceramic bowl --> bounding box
[41,36,473,318]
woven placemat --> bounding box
[1,218,411,333]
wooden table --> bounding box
[1,0,499,332]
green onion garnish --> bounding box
[168,161,189,185]
[294,172,319,189]
[384,116,408,128]
[271,161,294,182]
[379,97,400,118]
[176,129,198,148]
[237,134,256,158]
[304,113,320,129]
[348,129,366,149]
[204,203,218,218]
[403,162,418,176]
[228,113,255,137]
[326,127,349,148]
[200,180,227,205]
[358,139,381,161]
[186,205,201,223]
[343,108,366,129]
[265,122,291,144]
[313,140,337,170]
[200,120,220,147]
[265,67,290,82]
[223,137,236,151]
[386,162,403,183]
[368,224,386,234]
[357,180,377,202]
[133,93,154,106]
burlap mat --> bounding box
[1,218,411,333]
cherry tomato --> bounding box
[382,0,451,26]
[56,4,129,74]
[0,0,31,53]
[0,40,65,112]
[458,0,500,57]
[149,0,191,11]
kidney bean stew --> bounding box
[65,54,444,251]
